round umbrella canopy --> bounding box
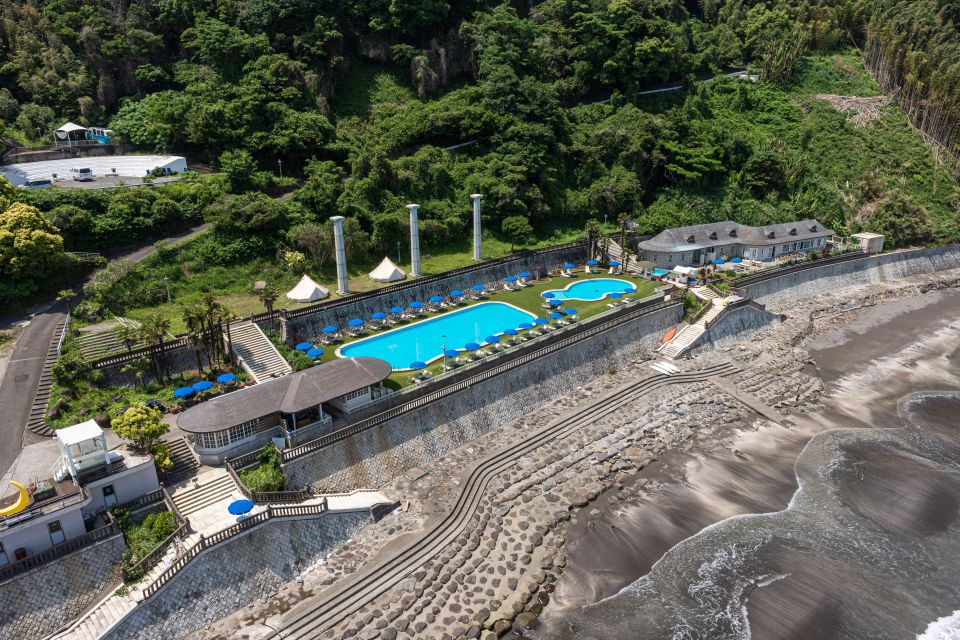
[586,259,599,265]
[533,317,548,325]
[610,292,623,299]
[429,295,444,303]
[216,373,236,384]
[409,361,427,370]
[322,325,338,334]
[348,318,364,327]
[485,335,501,344]
[228,499,254,516]
[503,328,519,336]
[173,387,194,398]
[731,257,743,263]
[541,292,555,299]
[563,262,576,269]
[408,301,423,309]
[192,380,213,392]
[622,286,636,293]
[306,347,324,358]
[443,349,459,358]
[371,311,387,320]
[465,342,482,351]
[504,276,517,283]
[549,312,564,320]
[565,308,578,315]
[549,299,563,306]
[519,271,530,278]
[518,322,534,330]
[713,259,726,265]
[609,261,621,267]
[450,290,464,297]
[390,306,405,314]
[471,284,486,291]
[295,342,313,350]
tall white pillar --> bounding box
[471,194,483,261]
[407,204,421,276]
[330,216,349,294]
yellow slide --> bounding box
[0,482,30,517]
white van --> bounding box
[70,167,94,181]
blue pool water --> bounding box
[542,278,636,302]
[652,268,670,277]
[337,302,535,370]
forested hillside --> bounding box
[1,0,959,309]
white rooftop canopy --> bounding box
[56,419,103,446]
[55,122,87,134]
[286,274,329,303]
[369,256,406,283]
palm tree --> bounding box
[257,286,279,329]
[618,213,632,273]
[181,306,205,373]
[57,289,76,316]
[121,357,150,388]
[117,325,138,354]
[138,317,171,381]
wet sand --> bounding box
[539,286,960,640]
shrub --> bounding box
[121,510,179,572]
[238,445,285,493]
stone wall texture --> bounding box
[0,534,126,640]
[99,346,211,387]
[742,245,960,307]
[102,511,369,640]
[685,303,782,357]
[283,303,683,493]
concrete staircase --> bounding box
[76,318,142,360]
[27,317,69,437]
[131,530,203,598]
[690,285,720,302]
[49,590,136,640]
[229,321,292,383]
[659,303,725,359]
[165,437,201,485]
[169,471,237,516]
[603,237,641,274]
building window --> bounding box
[48,520,65,546]
[197,419,258,449]
[229,420,257,444]
[103,485,117,508]
[0,542,7,566]
[344,387,369,402]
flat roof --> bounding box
[56,419,103,446]
[177,357,392,434]
[852,232,884,239]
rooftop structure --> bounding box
[0,155,187,186]
[639,219,831,268]
[851,232,885,254]
[178,357,392,464]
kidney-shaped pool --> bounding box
[542,278,637,302]
[337,301,535,370]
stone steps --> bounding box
[690,285,720,302]
[170,474,237,516]
[229,322,291,383]
[27,317,68,437]
[133,531,203,599]
[165,436,200,485]
[50,590,136,640]
[658,303,725,359]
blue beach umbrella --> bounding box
[519,271,530,278]
[731,257,742,263]
[503,328,518,336]
[348,318,364,328]
[609,261,621,267]
[504,276,517,283]
[228,499,254,516]
[541,292,555,299]
[450,290,464,297]
[713,259,726,265]
[549,299,563,306]
[307,347,324,358]
[173,387,194,398]
[610,292,623,299]
[563,262,576,269]
[409,361,427,370]
[548,312,564,320]
[390,306,405,314]
[586,259,599,266]
[565,308,578,315]
[622,285,636,293]
[443,349,459,358]
[533,317,548,325]
[471,284,485,291]
[408,301,423,309]
[518,322,534,330]
[192,380,213,392]
[485,335,501,344]
[216,373,236,384]
[322,325,338,334]
[295,341,313,350]
[429,295,444,303]
[465,342,482,351]
[371,311,387,320]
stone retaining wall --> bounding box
[102,511,369,640]
[684,303,783,358]
[281,246,587,344]
[741,245,960,307]
[283,304,683,492]
[0,533,126,640]
[99,347,211,386]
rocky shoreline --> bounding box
[192,266,960,640]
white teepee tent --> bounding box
[369,256,406,283]
[286,275,329,302]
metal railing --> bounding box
[0,488,87,531]
[119,488,191,582]
[0,520,120,582]
[280,292,680,463]
[732,250,864,288]
[140,500,328,599]
[224,457,312,504]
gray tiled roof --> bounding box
[177,356,391,433]
[638,219,829,253]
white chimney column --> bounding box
[330,216,349,294]
[407,204,421,276]
[471,194,483,261]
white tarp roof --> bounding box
[671,266,699,276]
[56,419,103,445]
[55,122,87,133]
[286,275,329,302]
[369,256,406,282]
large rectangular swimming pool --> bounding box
[337,301,535,370]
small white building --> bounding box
[851,232,885,254]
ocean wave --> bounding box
[917,610,960,640]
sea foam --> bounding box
[918,610,960,640]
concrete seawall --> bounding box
[685,302,783,358]
[283,303,683,493]
[741,245,960,307]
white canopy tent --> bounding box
[286,275,329,303]
[54,122,87,146]
[369,257,406,283]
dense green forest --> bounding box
[1,0,959,309]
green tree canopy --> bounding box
[112,405,168,451]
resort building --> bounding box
[177,357,393,464]
[0,421,159,572]
[639,220,831,268]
